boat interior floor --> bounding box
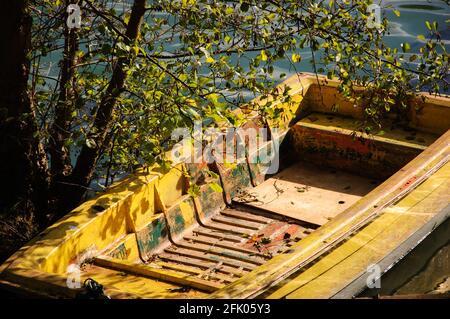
[95,160,381,292]
[97,199,318,291]
[234,161,380,226]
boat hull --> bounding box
[1,73,449,299]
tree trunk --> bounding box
[49,0,80,180]
[57,0,147,213]
[0,0,49,223]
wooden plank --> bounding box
[157,253,248,277]
[289,116,427,180]
[93,256,224,292]
[82,266,207,299]
[299,113,437,149]
[192,228,244,243]
[164,195,198,239]
[210,215,263,231]
[172,241,266,265]
[201,220,256,237]
[183,234,271,259]
[163,246,257,271]
[267,213,403,298]
[152,261,235,284]
[220,209,272,224]
[213,161,252,205]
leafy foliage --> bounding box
[28,0,448,193]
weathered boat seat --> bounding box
[287,112,440,179]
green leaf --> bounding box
[291,53,302,63]
[209,182,223,193]
[425,21,432,30]
[393,9,400,17]
[417,34,426,41]
[86,138,97,149]
[225,7,234,15]
[260,50,268,61]
[187,184,201,198]
[401,42,411,52]
[206,170,219,179]
[409,54,417,62]
[200,47,215,63]
[240,3,249,12]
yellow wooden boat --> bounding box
[1,74,449,299]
